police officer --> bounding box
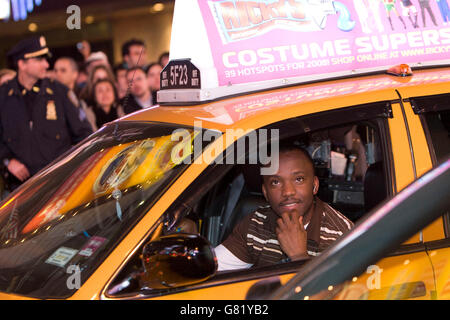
[0,36,93,191]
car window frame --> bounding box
[103,100,403,299]
[408,93,450,239]
[419,115,450,239]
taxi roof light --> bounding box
[386,64,413,77]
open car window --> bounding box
[106,102,394,298]
[0,121,216,299]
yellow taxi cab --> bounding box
[0,0,449,300]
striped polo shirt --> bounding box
[222,197,354,268]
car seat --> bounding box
[218,164,268,243]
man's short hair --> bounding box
[56,56,79,72]
[261,141,316,176]
[121,39,145,58]
[126,66,146,78]
[281,142,315,174]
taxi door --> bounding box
[397,74,450,300]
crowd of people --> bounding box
[0,35,169,194]
[0,38,168,131]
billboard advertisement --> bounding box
[198,0,450,86]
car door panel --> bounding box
[335,251,436,300]
[148,273,295,300]
[397,90,449,243]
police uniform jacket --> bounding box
[0,77,93,175]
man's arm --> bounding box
[6,159,30,181]
[0,86,29,181]
[0,125,13,166]
[0,128,29,182]
[215,215,254,271]
[215,244,253,271]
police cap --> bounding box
[7,35,52,63]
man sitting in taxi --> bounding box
[215,144,354,270]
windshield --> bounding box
[0,121,215,299]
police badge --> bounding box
[46,100,57,120]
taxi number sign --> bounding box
[161,59,201,90]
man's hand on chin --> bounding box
[276,212,309,261]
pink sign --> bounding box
[79,236,107,257]
[198,0,450,86]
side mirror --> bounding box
[140,233,217,289]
